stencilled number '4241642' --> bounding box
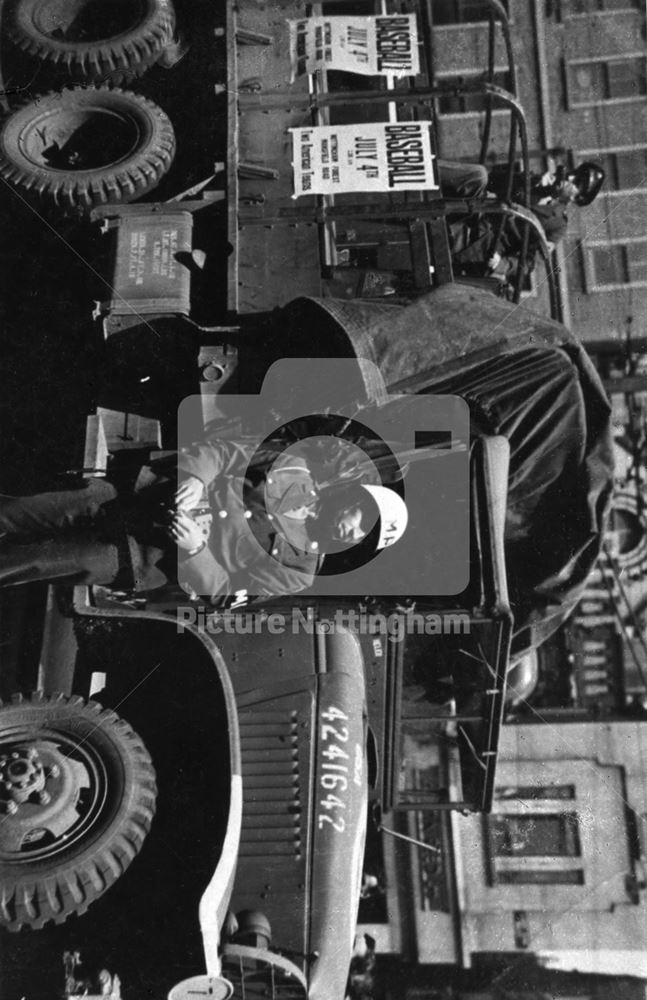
[317,706,361,834]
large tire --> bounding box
[0,691,157,932]
[0,86,176,214]
[6,0,176,83]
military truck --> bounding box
[0,362,512,1000]
[0,275,614,998]
[0,0,555,311]
[0,3,609,1000]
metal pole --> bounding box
[379,823,442,853]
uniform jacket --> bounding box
[173,439,322,603]
[530,200,568,244]
[525,173,569,243]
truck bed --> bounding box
[227,1,326,313]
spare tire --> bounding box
[0,86,176,214]
[6,0,176,83]
[0,692,157,932]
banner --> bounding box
[290,121,437,197]
[288,15,420,80]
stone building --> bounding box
[429,0,647,350]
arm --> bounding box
[178,439,255,489]
[180,547,318,605]
[532,202,568,244]
[244,556,317,602]
[179,545,233,603]
[170,510,232,601]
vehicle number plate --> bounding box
[317,705,361,834]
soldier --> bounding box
[0,435,408,605]
[440,157,605,241]
[493,158,606,248]
[446,159,605,281]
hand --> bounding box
[169,511,205,552]
[175,475,204,511]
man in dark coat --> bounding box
[444,159,605,279]
[522,160,605,247]
[489,159,605,251]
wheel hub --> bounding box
[20,106,141,172]
[0,737,92,853]
[0,745,59,812]
[0,695,157,933]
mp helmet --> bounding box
[361,484,408,549]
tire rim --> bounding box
[29,0,147,45]
[17,103,143,172]
[0,725,111,861]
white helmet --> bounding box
[361,485,408,549]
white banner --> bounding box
[290,122,437,197]
[288,15,420,80]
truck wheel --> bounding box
[7,0,176,83]
[0,692,157,932]
[0,87,176,214]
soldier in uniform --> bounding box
[443,159,605,286]
[490,158,606,248]
[0,435,408,605]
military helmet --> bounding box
[361,485,408,549]
[571,162,605,206]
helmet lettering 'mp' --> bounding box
[361,485,408,550]
[382,519,399,547]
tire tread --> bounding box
[7,0,176,84]
[0,86,176,216]
[0,691,157,931]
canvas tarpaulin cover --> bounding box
[272,284,615,657]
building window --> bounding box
[397,718,454,808]
[585,239,647,290]
[431,0,509,23]
[495,784,576,801]
[593,245,630,285]
[321,1,376,13]
[566,56,647,107]
[436,70,511,114]
[588,148,647,192]
[569,0,643,11]
[489,813,581,857]
[497,869,585,885]
[414,811,451,912]
[485,812,585,886]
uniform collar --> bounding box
[272,510,320,557]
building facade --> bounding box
[456,720,647,963]
[430,0,647,349]
[363,718,647,971]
